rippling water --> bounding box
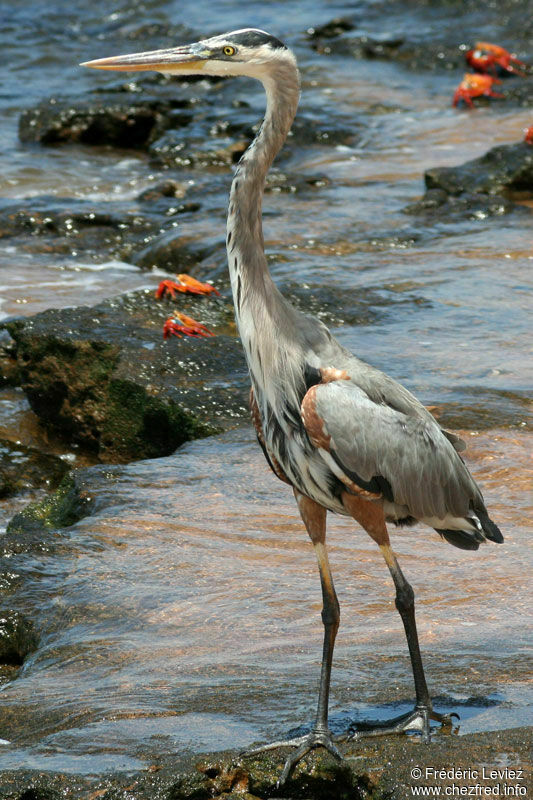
[0,428,532,772]
[0,0,532,776]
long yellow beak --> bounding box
[80,44,207,73]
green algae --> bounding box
[6,474,90,535]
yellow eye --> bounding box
[223,45,236,56]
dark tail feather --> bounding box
[475,506,504,543]
[436,504,504,551]
[436,528,484,551]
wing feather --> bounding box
[302,380,481,520]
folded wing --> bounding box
[301,379,482,521]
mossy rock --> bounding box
[3,289,248,463]
[6,474,91,536]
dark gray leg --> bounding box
[349,543,457,740]
[244,491,343,784]
[388,547,431,711]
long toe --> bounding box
[430,709,460,728]
[346,705,458,743]
[242,728,343,786]
[242,733,308,757]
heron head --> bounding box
[81,28,290,80]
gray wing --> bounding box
[303,379,481,520]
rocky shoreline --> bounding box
[0,726,530,799]
[1,8,532,799]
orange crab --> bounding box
[452,73,503,108]
[466,42,526,77]
[162,313,214,340]
[155,274,220,300]
[525,125,533,145]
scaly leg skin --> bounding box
[245,726,343,786]
[347,542,459,744]
[243,492,343,786]
[347,705,458,743]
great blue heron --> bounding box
[82,29,503,782]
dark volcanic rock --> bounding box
[149,108,359,171]
[264,170,331,194]
[149,129,250,169]
[501,79,533,108]
[5,473,93,539]
[306,17,356,39]
[0,611,38,666]
[281,279,431,326]
[305,16,462,73]
[0,195,160,263]
[0,439,68,499]
[0,726,530,799]
[3,290,248,462]
[0,274,423,463]
[404,188,516,219]
[406,142,533,218]
[425,142,533,198]
[303,6,532,82]
[288,114,359,148]
[0,329,18,386]
[133,230,224,271]
[0,193,208,267]
[18,95,192,148]
[136,180,202,216]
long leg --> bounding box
[244,490,343,784]
[341,492,456,739]
[296,489,340,737]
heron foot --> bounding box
[243,727,343,786]
[346,705,459,743]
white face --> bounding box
[81,28,293,81]
[166,29,291,80]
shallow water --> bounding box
[0,428,531,772]
[0,0,532,776]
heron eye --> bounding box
[223,45,236,56]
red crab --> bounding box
[525,125,533,145]
[466,42,526,77]
[452,73,503,108]
[162,313,214,340]
[155,274,220,300]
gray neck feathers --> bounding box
[226,55,304,410]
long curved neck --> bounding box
[226,56,300,350]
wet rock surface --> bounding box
[18,94,187,148]
[2,290,247,462]
[424,142,533,198]
[0,611,38,667]
[20,79,361,164]
[0,727,529,799]
[2,271,529,465]
[11,76,356,267]
[5,473,93,540]
[134,230,224,272]
[0,193,209,267]
[405,141,533,218]
[304,3,532,79]
[0,275,441,463]
[0,439,68,499]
